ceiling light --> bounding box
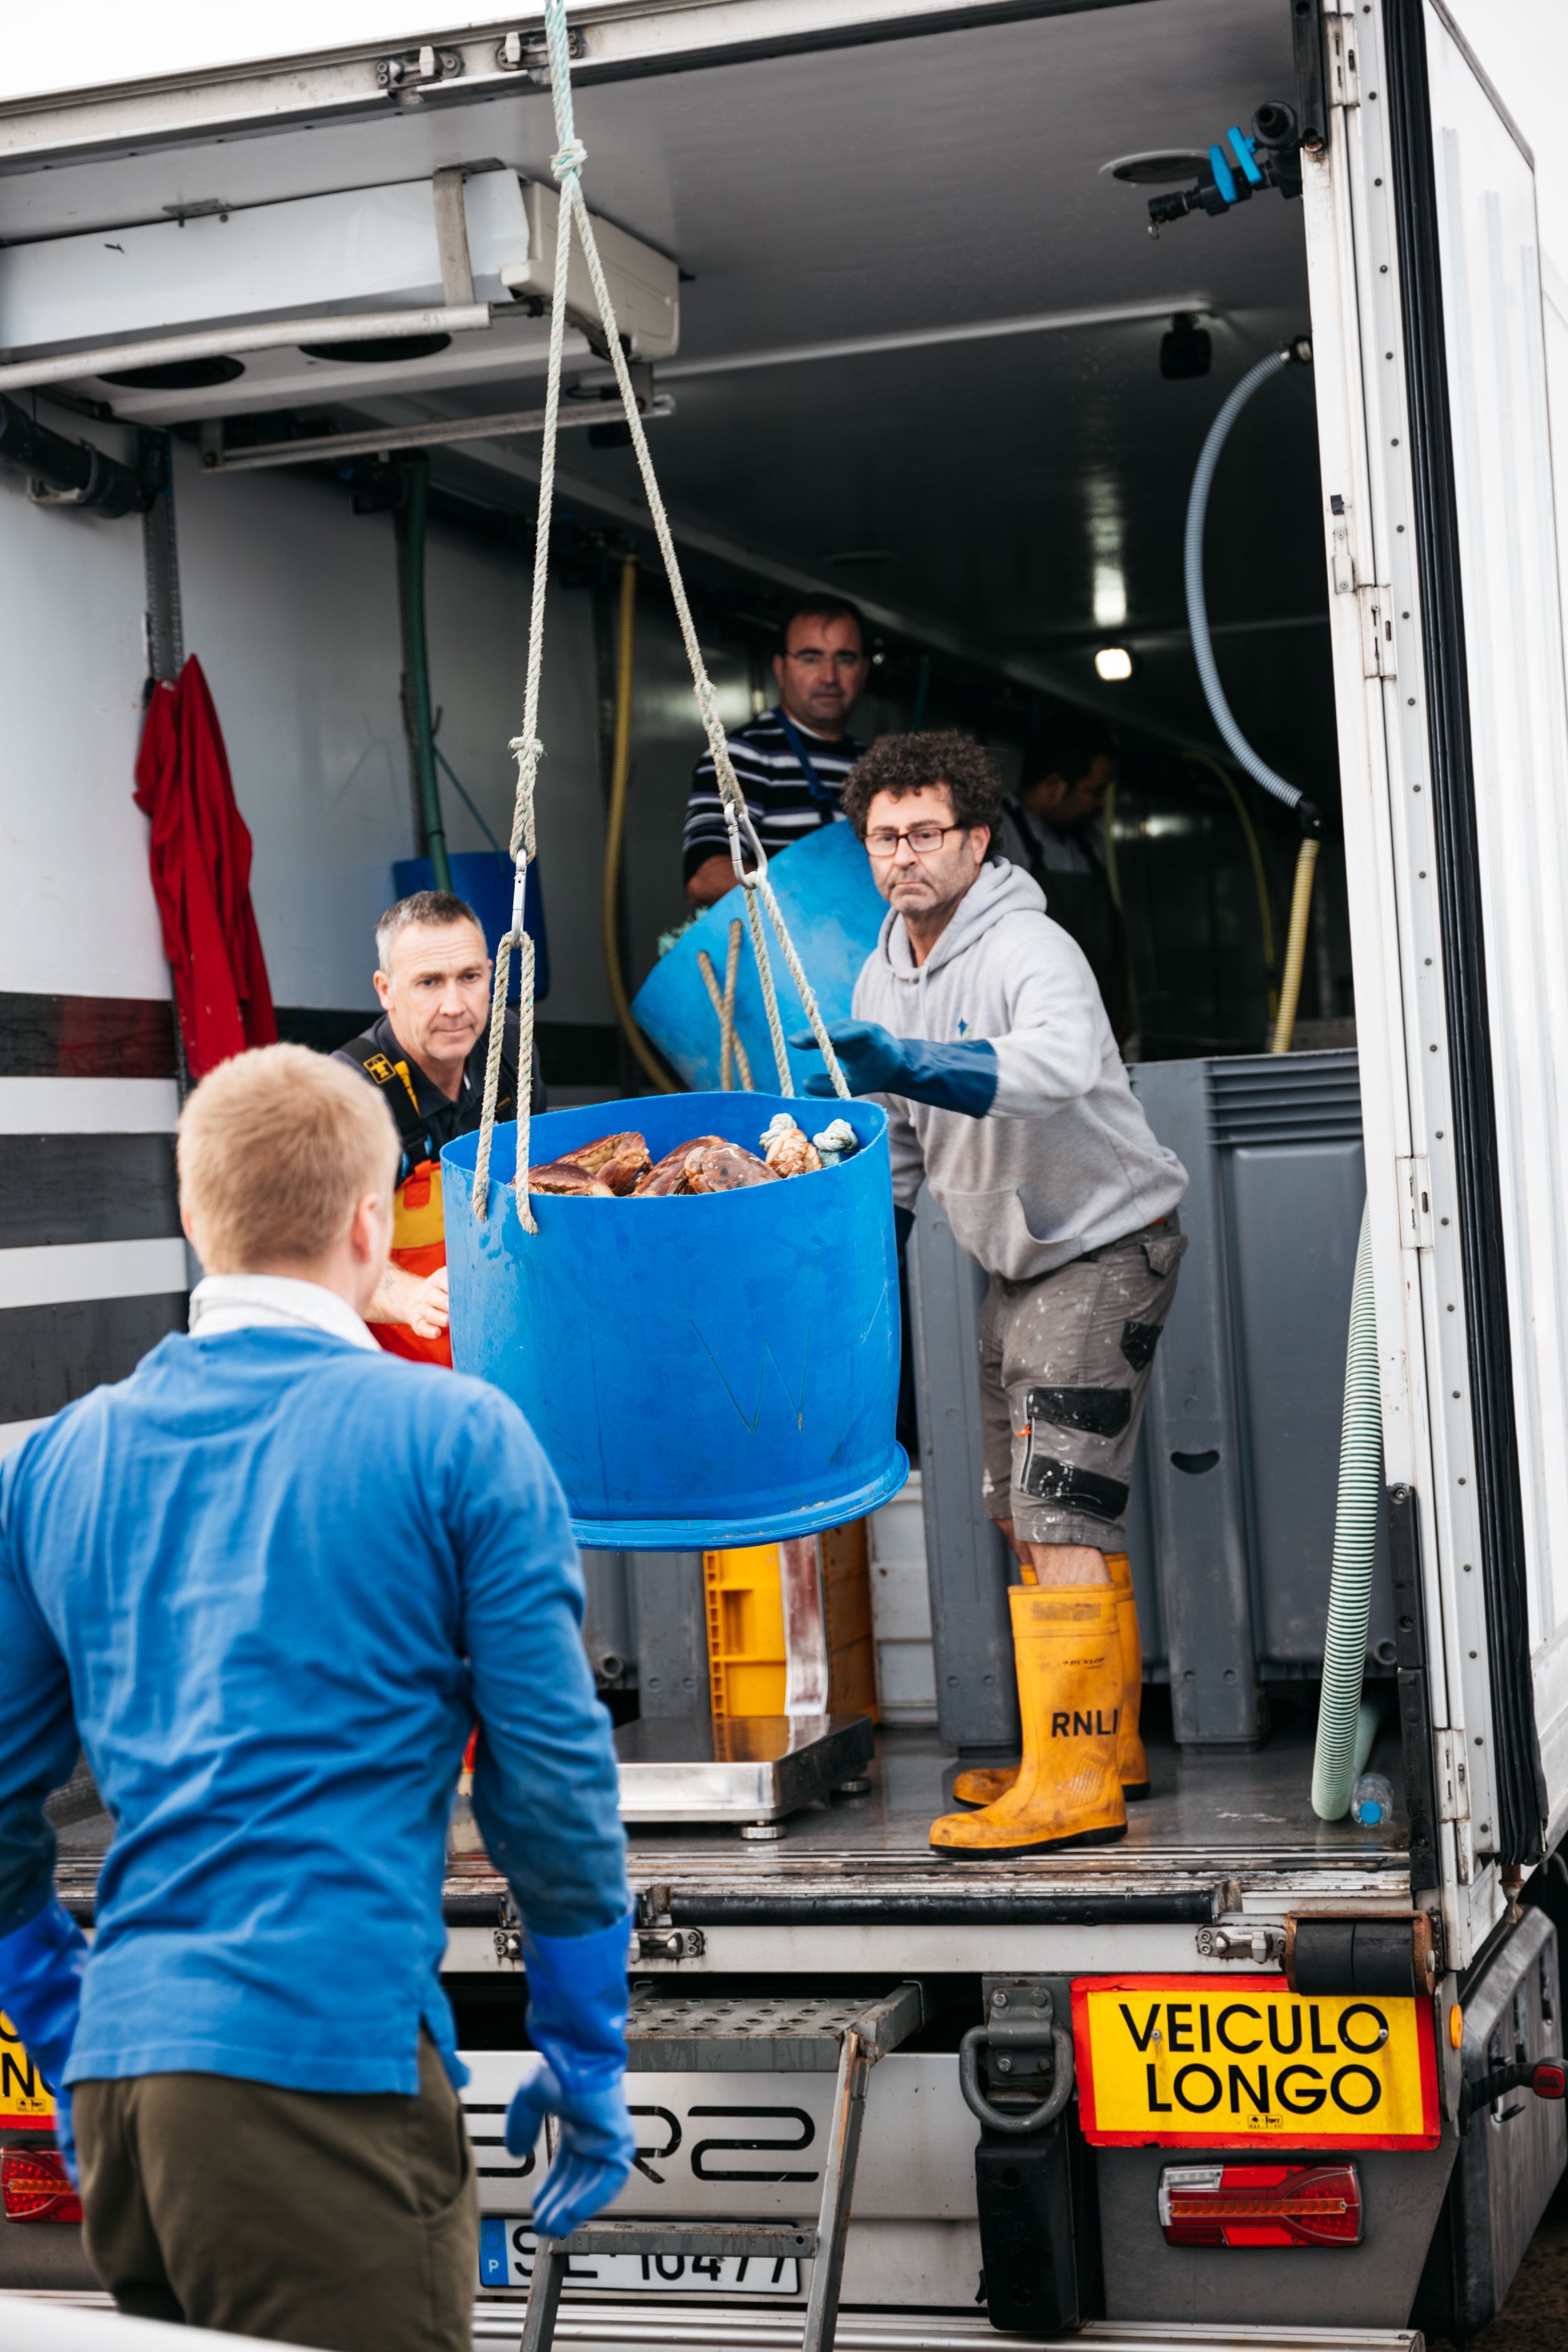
[1095,647,1134,682]
[299,334,451,364]
[1101,151,1209,186]
[1093,565,1127,628]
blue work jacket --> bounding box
[0,1328,628,2095]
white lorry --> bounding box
[3,1,1568,2343]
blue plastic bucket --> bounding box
[442,1093,907,1549]
[631,821,886,1092]
[393,851,549,1002]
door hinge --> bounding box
[495,26,587,80]
[1437,1729,1470,1821]
[1328,493,1357,593]
[1327,16,1361,110]
[376,43,464,101]
[1396,1155,1433,1249]
[1359,584,1397,677]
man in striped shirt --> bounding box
[683,598,870,907]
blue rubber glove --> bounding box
[0,1898,87,2184]
[506,1908,635,2240]
[790,1022,999,1117]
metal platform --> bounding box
[614,1715,876,1834]
[0,2294,1428,2351]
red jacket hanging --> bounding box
[134,657,277,1078]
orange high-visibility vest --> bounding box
[379,1151,452,1368]
[337,1025,522,1367]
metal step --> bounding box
[626,1985,923,2071]
[521,1988,927,2352]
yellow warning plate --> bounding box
[1072,1974,1440,2150]
[0,2011,55,2131]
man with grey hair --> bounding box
[334,890,543,1365]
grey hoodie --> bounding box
[852,858,1187,1281]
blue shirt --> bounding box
[0,1328,628,2095]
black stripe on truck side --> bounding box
[667,1890,1219,1927]
[1385,0,1547,1865]
[0,1294,188,1427]
[0,1135,179,1248]
[0,993,176,1080]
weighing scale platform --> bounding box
[614,1714,875,1835]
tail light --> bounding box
[1,2147,82,2223]
[1531,2061,1566,2100]
[1158,2161,1362,2248]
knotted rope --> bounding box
[472,0,848,1227]
[697,919,753,1091]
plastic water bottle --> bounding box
[1351,1771,1396,1826]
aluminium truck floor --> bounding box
[439,1715,1414,1934]
[46,1715,1412,1924]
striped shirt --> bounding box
[682,708,863,884]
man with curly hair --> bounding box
[794,731,1187,1861]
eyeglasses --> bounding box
[865,822,967,858]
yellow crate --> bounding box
[703,1544,787,1717]
[704,1523,878,1722]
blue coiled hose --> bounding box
[1183,348,1305,816]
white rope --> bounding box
[471,99,577,1227]
[723,916,750,1090]
[471,0,849,1228]
[544,0,850,1101]
[696,924,754,1091]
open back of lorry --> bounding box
[6,1,1568,2341]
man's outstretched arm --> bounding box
[0,1480,90,2169]
[453,1397,633,2241]
[453,1397,627,1937]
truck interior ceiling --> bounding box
[9,0,1345,1067]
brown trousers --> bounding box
[73,2032,477,2351]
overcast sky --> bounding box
[1445,0,1568,273]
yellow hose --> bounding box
[1185,751,1279,1019]
[1099,781,1142,1040]
[1271,835,1320,1055]
[602,551,679,1093]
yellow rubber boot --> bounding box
[951,1762,1018,1807]
[1108,1550,1150,1801]
[931,1585,1126,1857]
[951,1554,1150,1808]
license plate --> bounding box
[0,2014,55,2132]
[479,2219,800,2296]
[1072,1974,1441,2151]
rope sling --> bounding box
[471,0,850,1232]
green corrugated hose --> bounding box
[1312,1198,1384,1820]
[404,457,452,894]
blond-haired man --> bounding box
[0,1045,632,2351]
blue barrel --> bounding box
[442,1092,906,1549]
[631,821,886,1091]
[394,850,549,1002]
